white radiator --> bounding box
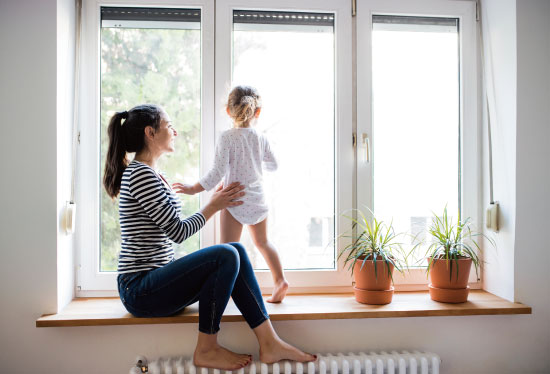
[130,351,441,374]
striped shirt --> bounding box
[117,160,205,273]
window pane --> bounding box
[372,16,460,264]
[100,11,201,272]
[232,11,335,270]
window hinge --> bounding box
[77,131,81,144]
[352,0,356,17]
[352,133,357,147]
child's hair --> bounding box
[227,85,262,128]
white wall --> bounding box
[0,0,59,325]
[0,0,548,373]
[480,0,517,301]
[57,0,77,312]
[514,0,550,363]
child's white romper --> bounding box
[199,128,278,225]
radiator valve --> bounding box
[135,356,148,373]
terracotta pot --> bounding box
[428,284,470,303]
[352,258,394,305]
[353,286,395,305]
[428,257,472,303]
[353,258,394,290]
[428,257,472,289]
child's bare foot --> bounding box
[194,344,252,370]
[267,280,289,303]
[259,336,316,364]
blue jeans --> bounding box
[117,242,269,334]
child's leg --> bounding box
[248,218,288,303]
[220,209,244,243]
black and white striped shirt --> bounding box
[117,160,205,273]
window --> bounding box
[99,7,202,271]
[214,0,352,289]
[77,0,215,292]
[371,15,460,264]
[231,10,336,270]
[77,0,351,293]
[77,0,477,294]
[356,0,478,284]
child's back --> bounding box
[200,127,277,225]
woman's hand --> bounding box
[172,182,202,195]
[200,182,245,221]
[210,182,245,210]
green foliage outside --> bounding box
[100,27,201,271]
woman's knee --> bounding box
[228,242,247,257]
[215,244,240,269]
[228,242,254,265]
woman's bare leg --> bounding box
[221,209,244,243]
[253,320,316,364]
[194,332,252,369]
[248,219,288,303]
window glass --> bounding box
[99,7,201,271]
[372,16,460,264]
[232,10,336,270]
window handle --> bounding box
[361,133,370,163]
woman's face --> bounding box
[154,111,178,154]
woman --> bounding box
[103,104,315,370]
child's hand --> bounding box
[172,183,198,195]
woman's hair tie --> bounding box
[120,110,129,120]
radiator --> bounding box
[130,351,441,374]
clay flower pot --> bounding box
[353,259,394,305]
[428,257,472,303]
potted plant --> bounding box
[424,207,494,303]
[339,210,409,305]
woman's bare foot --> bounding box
[193,344,252,370]
[194,332,251,370]
[267,280,289,303]
[259,336,316,364]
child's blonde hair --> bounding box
[227,85,262,128]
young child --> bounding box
[174,85,288,303]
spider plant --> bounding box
[338,209,409,282]
[424,206,495,280]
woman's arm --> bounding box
[128,165,207,244]
[198,182,245,221]
[172,180,244,221]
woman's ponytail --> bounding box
[103,111,128,198]
[103,105,162,198]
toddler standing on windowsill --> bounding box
[173,85,288,303]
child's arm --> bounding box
[198,133,230,191]
[172,182,205,195]
[262,137,278,172]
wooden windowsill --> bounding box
[36,290,531,327]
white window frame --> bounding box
[356,0,479,289]
[214,0,353,292]
[76,0,478,295]
[76,0,215,295]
